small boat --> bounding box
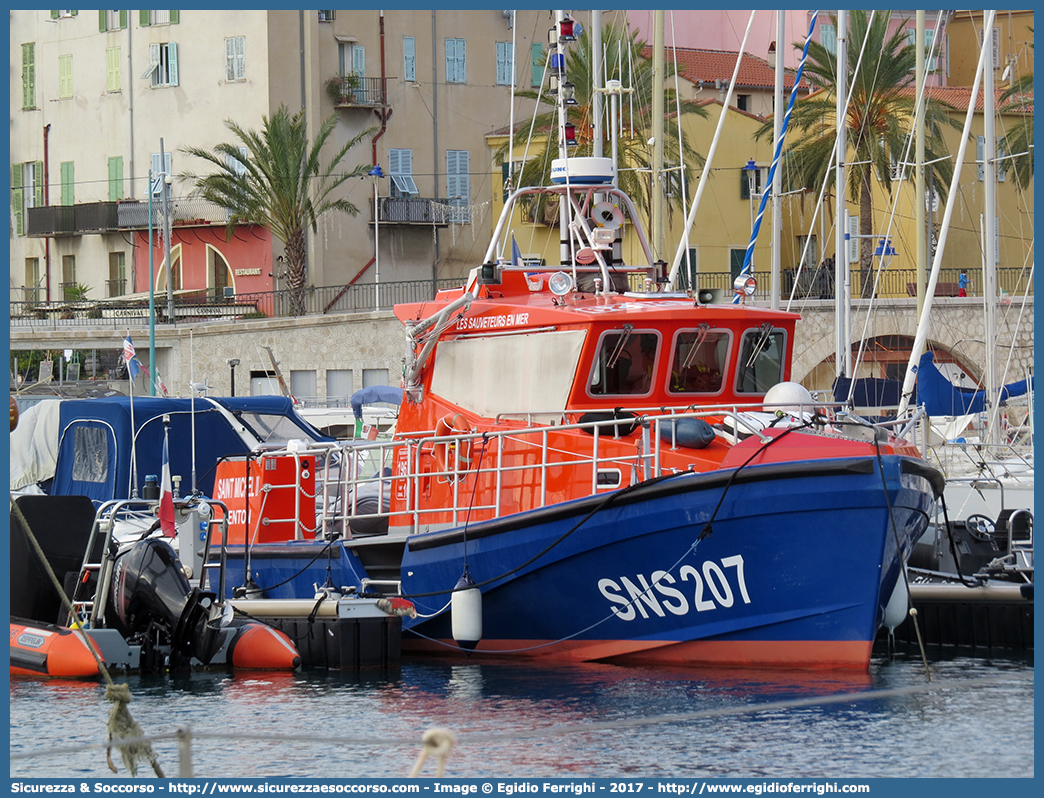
[199,155,944,671]
[9,494,303,676]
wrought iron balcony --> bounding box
[329,75,388,107]
[376,196,453,226]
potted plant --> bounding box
[326,74,360,104]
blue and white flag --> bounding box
[123,336,141,380]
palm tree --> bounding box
[497,22,707,232]
[182,105,374,316]
[1000,32,1033,189]
[764,11,962,296]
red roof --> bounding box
[647,46,810,92]
[920,85,1034,114]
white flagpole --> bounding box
[126,333,139,498]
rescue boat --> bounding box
[200,157,943,670]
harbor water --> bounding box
[9,650,1032,779]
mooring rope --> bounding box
[10,498,165,778]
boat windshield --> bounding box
[588,330,660,396]
[233,411,327,444]
[668,329,730,394]
[735,326,786,394]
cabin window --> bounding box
[668,329,730,395]
[588,329,660,396]
[71,426,110,483]
[735,326,786,394]
[430,330,587,418]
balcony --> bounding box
[25,203,119,237]
[117,197,231,230]
[376,196,453,227]
[328,75,388,108]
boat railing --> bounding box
[249,400,866,538]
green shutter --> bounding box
[12,164,24,237]
[22,42,35,110]
[50,10,59,19]
[170,10,179,24]
[61,161,75,206]
[531,43,543,87]
[120,10,127,28]
[35,161,44,207]
[59,54,73,98]
[99,9,106,31]
[106,46,121,91]
[140,10,150,26]
[109,156,124,201]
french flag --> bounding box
[158,436,176,537]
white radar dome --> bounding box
[763,382,815,415]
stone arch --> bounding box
[800,334,983,395]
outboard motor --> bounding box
[110,538,224,666]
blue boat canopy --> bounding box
[916,350,1033,416]
[350,385,403,420]
[49,395,331,504]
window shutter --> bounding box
[170,10,180,24]
[403,36,415,82]
[61,161,75,206]
[59,54,73,98]
[51,10,59,19]
[140,10,150,26]
[109,156,123,201]
[12,164,24,237]
[389,149,401,175]
[352,44,365,77]
[120,10,127,29]
[149,42,160,85]
[167,42,178,86]
[34,161,44,207]
[22,43,35,110]
[459,39,466,83]
[107,46,120,91]
[531,42,543,86]
[996,136,1006,182]
[99,10,106,31]
[226,37,236,81]
[976,136,985,181]
[496,42,511,85]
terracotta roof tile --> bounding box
[646,46,811,92]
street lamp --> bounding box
[227,358,240,396]
[369,164,386,309]
[743,158,759,255]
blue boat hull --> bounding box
[397,455,940,668]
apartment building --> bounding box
[10,9,559,308]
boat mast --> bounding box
[897,10,996,418]
[834,10,850,378]
[651,11,665,262]
[592,9,602,159]
[915,10,927,317]
[770,10,784,310]
[554,9,572,273]
[667,11,756,286]
[982,14,1000,445]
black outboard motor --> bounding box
[110,538,223,666]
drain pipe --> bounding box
[431,11,441,293]
[43,124,51,302]
[370,10,391,166]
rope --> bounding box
[408,728,456,777]
[10,498,165,778]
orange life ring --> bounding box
[433,413,474,477]
[10,396,18,432]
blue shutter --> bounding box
[403,36,415,82]
[167,42,178,86]
[496,41,512,86]
[446,150,470,222]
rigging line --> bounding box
[849,11,948,391]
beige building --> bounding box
[10,9,571,308]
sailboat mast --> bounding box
[651,11,665,262]
[896,10,996,418]
[592,10,603,158]
[982,13,999,445]
[834,10,850,378]
[771,10,784,310]
[915,10,927,317]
